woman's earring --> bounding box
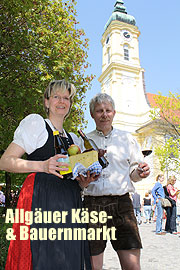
[46,107,49,114]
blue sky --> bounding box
[75,0,180,132]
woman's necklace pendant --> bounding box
[55,128,64,136]
[59,130,64,136]
[52,123,64,136]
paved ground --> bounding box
[102,219,180,270]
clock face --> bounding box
[122,30,132,41]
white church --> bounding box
[98,0,174,196]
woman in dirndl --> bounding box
[0,79,97,270]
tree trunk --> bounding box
[5,172,11,209]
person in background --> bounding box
[0,190,5,207]
[83,93,150,270]
[147,190,154,222]
[132,191,142,225]
[152,174,166,235]
[167,176,180,234]
[0,79,97,270]
[176,195,180,227]
[163,178,174,233]
[151,186,158,223]
[142,192,152,224]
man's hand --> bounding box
[76,171,100,188]
[98,149,107,158]
[137,162,150,178]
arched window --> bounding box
[107,47,110,64]
[106,34,110,45]
[124,45,129,61]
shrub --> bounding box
[0,215,11,269]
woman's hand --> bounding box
[137,162,150,178]
[76,171,100,188]
[43,154,69,178]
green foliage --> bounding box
[150,91,180,134]
[0,0,94,185]
[0,0,94,152]
[0,216,11,269]
[150,92,180,174]
[155,137,180,174]
[1,0,94,262]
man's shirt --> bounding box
[84,128,144,196]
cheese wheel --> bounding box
[69,150,98,169]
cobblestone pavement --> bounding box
[102,220,180,270]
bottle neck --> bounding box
[78,130,88,140]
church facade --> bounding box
[98,1,163,197]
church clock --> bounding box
[122,30,132,41]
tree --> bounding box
[0,0,94,188]
[150,92,180,175]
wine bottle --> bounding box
[78,129,109,169]
[53,130,67,155]
[53,131,72,176]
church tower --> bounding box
[98,1,151,133]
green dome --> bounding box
[104,1,136,31]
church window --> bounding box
[107,48,110,64]
[124,45,129,61]
[106,36,109,44]
[106,35,110,45]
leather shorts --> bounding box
[83,193,142,256]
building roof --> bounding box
[146,92,180,125]
[146,93,158,108]
[104,1,136,31]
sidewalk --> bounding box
[102,220,180,270]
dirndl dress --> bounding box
[5,122,91,270]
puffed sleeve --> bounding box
[13,114,48,154]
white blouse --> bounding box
[13,114,83,154]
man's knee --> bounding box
[117,249,140,270]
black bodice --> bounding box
[27,121,73,161]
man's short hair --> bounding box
[89,93,115,115]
